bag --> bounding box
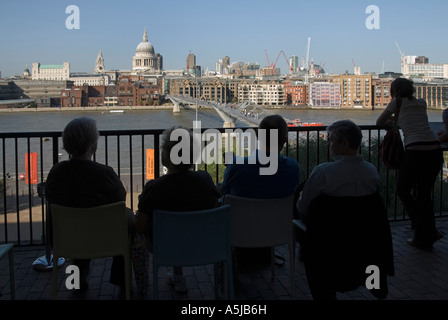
[379,98,404,169]
[379,126,404,169]
[131,232,149,294]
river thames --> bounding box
[0,107,444,132]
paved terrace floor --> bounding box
[1,218,447,306]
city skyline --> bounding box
[1,0,447,77]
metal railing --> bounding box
[1,126,447,246]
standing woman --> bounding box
[376,78,443,250]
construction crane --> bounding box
[265,50,291,75]
[395,41,404,65]
[316,62,326,75]
[274,50,290,75]
[305,37,311,71]
[265,49,271,69]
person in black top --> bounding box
[46,117,133,291]
[136,126,220,293]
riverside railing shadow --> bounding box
[1,126,447,246]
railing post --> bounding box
[52,135,59,166]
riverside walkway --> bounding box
[1,217,447,302]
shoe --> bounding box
[166,272,187,293]
[406,238,433,251]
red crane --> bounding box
[276,50,291,75]
[265,50,292,75]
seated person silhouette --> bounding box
[220,114,301,199]
[46,117,134,293]
[220,114,301,269]
[136,126,220,293]
[296,120,394,300]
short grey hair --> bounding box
[62,117,99,157]
[327,119,362,150]
[161,126,197,171]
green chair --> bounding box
[0,243,15,300]
[50,201,132,300]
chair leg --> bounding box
[153,265,158,300]
[270,247,275,282]
[124,254,132,300]
[52,255,59,300]
[214,263,219,299]
[289,242,296,299]
[8,247,15,300]
[227,259,235,300]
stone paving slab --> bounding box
[1,218,447,303]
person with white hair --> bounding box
[136,126,220,293]
[46,117,131,293]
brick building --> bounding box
[282,81,308,106]
[372,78,393,109]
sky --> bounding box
[1,0,447,77]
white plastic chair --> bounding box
[223,194,296,298]
[152,205,234,299]
[50,201,132,300]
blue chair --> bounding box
[0,243,15,300]
[152,205,234,299]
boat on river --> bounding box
[287,118,323,127]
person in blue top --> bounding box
[220,114,301,199]
[220,114,301,269]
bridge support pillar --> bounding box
[173,102,180,113]
[223,121,235,128]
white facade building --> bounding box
[238,81,284,105]
[32,63,70,80]
[69,73,110,86]
[401,55,448,80]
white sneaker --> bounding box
[166,272,187,293]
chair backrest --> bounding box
[223,195,294,248]
[152,205,232,267]
[304,192,394,293]
[51,201,129,259]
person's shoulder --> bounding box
[224,155,251,170]
[415,98,427,106]
[50,160,69,170]
[363,159,379,170]
[47,160,70,178]
[279,155,300,169]
[192,169,214,180]
[90,161,118,175]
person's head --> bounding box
[62,117,99,159]
[327,120,362,157]
[161,126,197,173]
[258,114,288,152]
[390,78,415,99]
